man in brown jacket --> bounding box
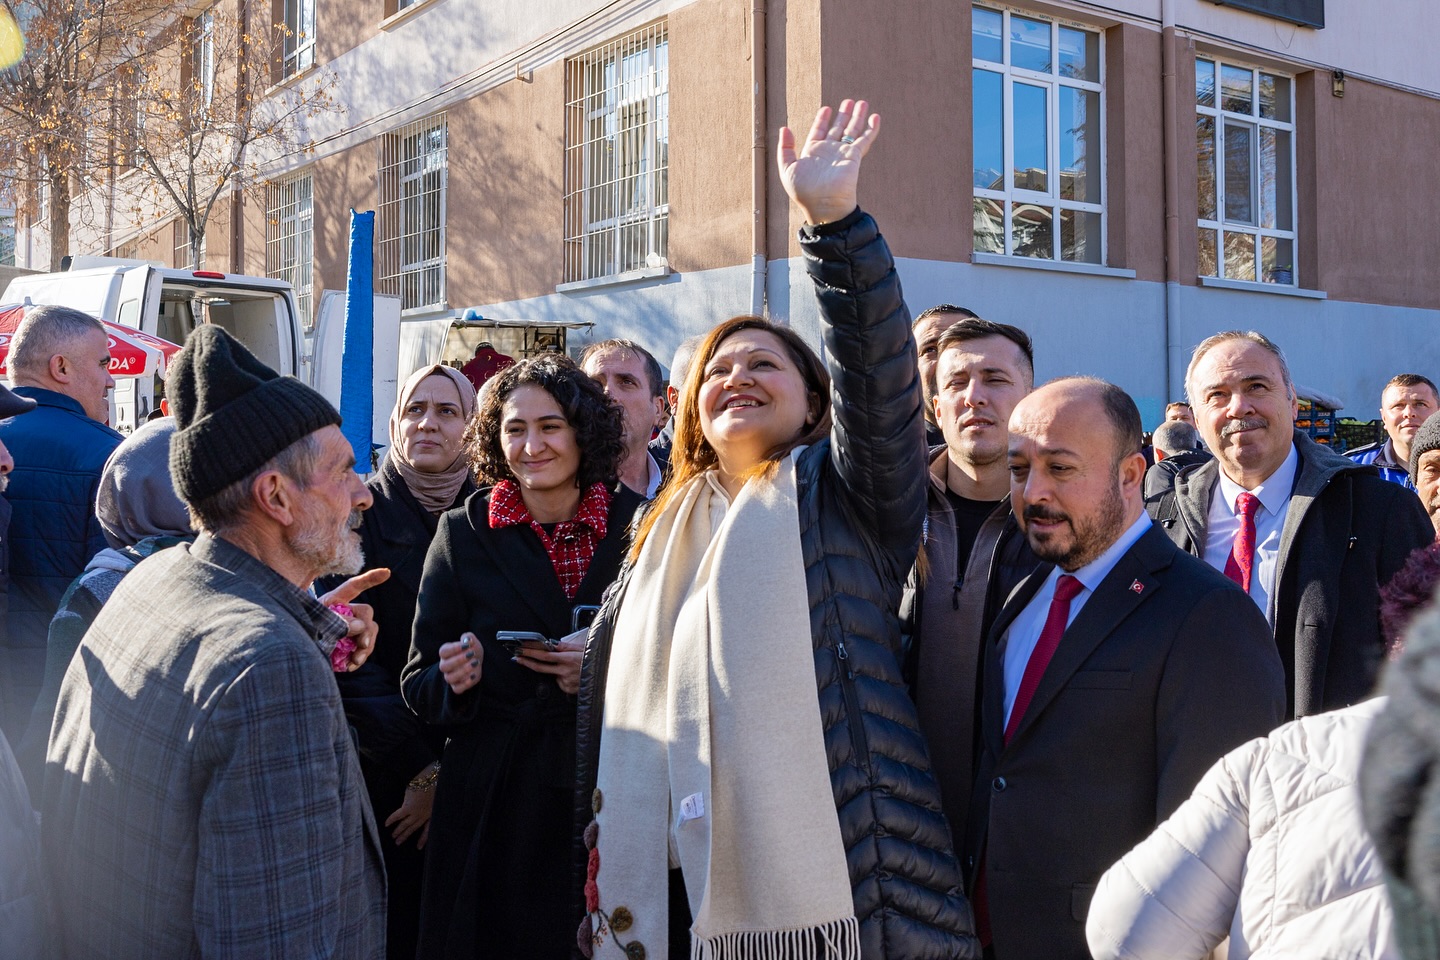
[901,318,1040,850]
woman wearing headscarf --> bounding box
[16,416,194,792]
[402,355,642,960]
[574,100,978,960]
[324,362,476,960]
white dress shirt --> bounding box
[1201,444,1299,625]
[644,451,664,499]
[1002,512,1154,727]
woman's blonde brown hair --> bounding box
[630,316,832,559]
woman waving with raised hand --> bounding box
[575,100,981,960]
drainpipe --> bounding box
[1160,0,1182,401]
[749,0,767,317]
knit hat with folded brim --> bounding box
[168,325,340,505]
[1410,412,1440,480]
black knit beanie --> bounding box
[1411,411,1440,480]
[168,325,341,504]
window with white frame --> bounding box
[172,218,205,270]
[192,9,215,108]
[377,116,446,311]
[1196,58,1296,285]
[267,173,314,330]
[281,0,315,78]
[0,211,14,267]
[972,6,1104,263]
[563,22,669,283]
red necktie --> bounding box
[978,573,1085,946]
[1223,492,1261,593]
[1004,574,1084,745]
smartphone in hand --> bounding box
[497,630,555,657]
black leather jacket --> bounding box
[574,209,980,959]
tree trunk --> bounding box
[46,161,71,271]
[189,222,204,271]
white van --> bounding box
[3,258,302,433]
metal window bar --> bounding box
[377,115,447,310]
[282,0,315,77]
[266,174,314,329]
[563,22,669,283]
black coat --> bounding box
[966,523,1286,959]
[403,484,641,960]
[320,459,472,960]
[1148,430,1434,716]
[576,209,980,960]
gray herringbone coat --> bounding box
[42,534,386,959]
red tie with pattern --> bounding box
[1223,492,1261,593]
[1004,574,1084,745]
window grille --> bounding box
[377,115,447,311]
[563,22,669,283]
[267,173,314,329]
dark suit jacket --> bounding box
[1148,430,1433,717]
[966,522,1285,960]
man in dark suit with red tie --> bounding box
[965,376,1285,960]
[1146,330,1433,718]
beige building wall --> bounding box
[443,63,567,306]
[1305,76,1440,309]
[667,0,752,275]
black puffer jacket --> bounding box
[574,209,980,959]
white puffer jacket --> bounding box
[1087,699,1396,960]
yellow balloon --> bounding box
[0,8,23,69]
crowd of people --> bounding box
[1,97,1439,960]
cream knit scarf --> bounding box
[587,454,858,960]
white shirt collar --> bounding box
[644,451,663,499]
[1216,442,1299,518]
[1064,512,1154,594]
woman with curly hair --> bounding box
[401,354,641,959]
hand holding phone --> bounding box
[497,630,555,657]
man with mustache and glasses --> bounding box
[42,326,392,959]
[1148,331,1433,719]
[964,376,1282,960]
[900,317,1040,848]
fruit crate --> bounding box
[1295,399,1337,447]
[1335,419,1382,455]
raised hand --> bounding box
[777,99,881,227]
[317,567,391,672]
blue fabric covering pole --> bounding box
[341,209,375,472]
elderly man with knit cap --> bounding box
[1407,412,1440,536]
[41,326,389,959]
